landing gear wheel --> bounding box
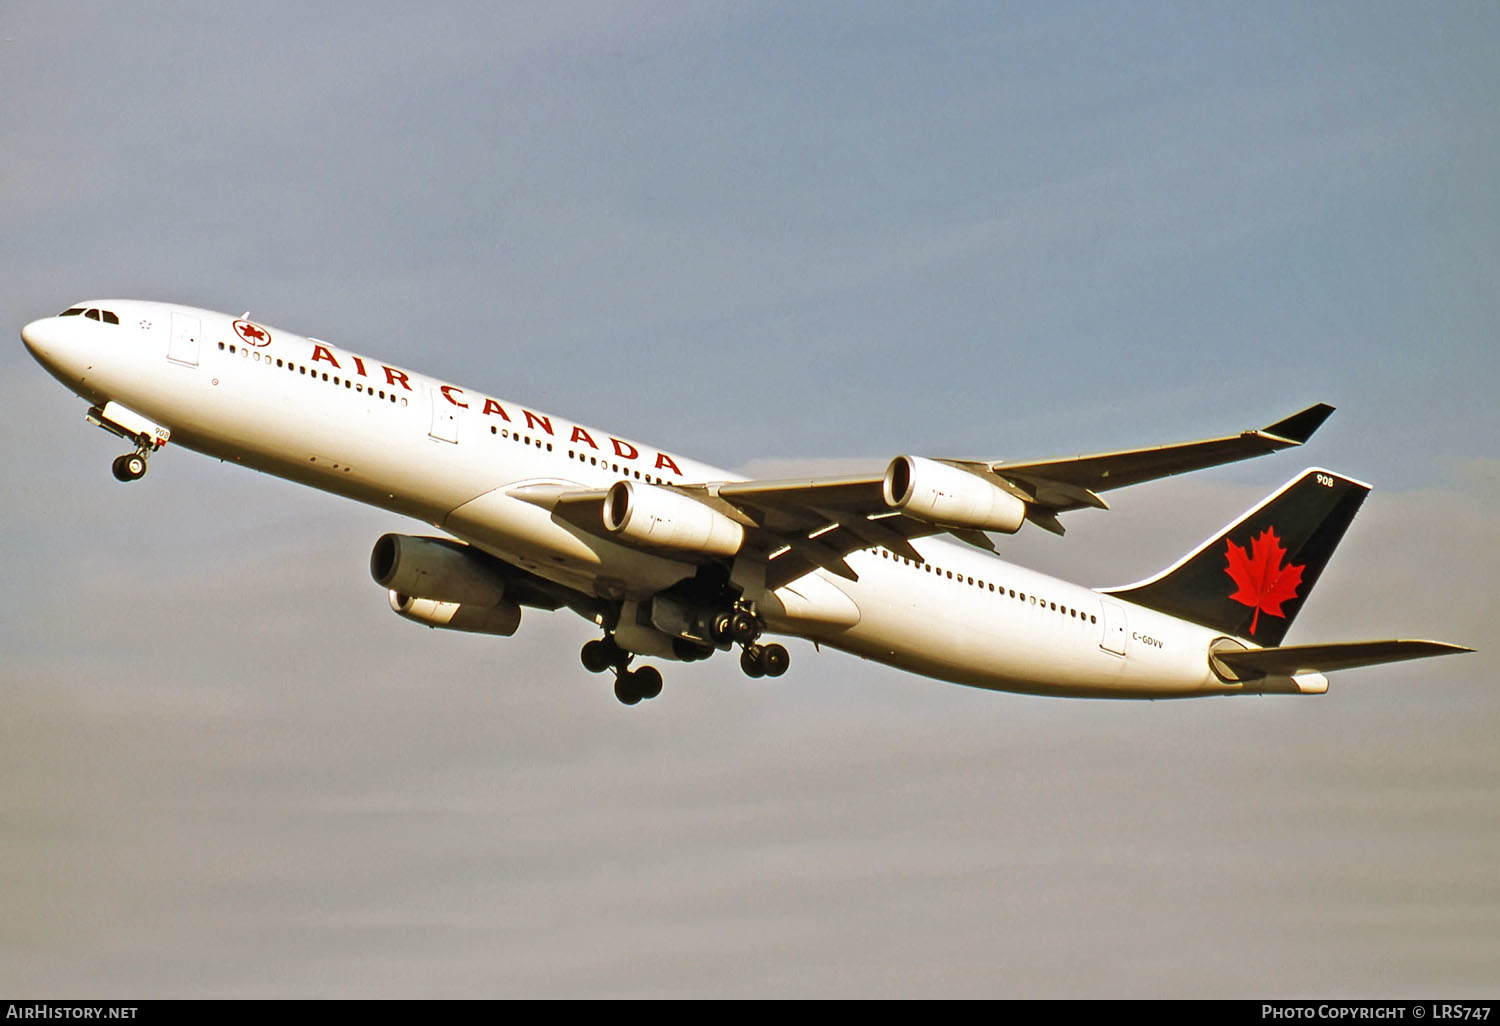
[761,643,789,678]
[582,636,628,673]
[614,676,643,705]
[712,612,734,644]
[740,645,766,679]
[728,610,760,645]
[632,666,663,700]
[581,639,612,674]
[111,453,147,482]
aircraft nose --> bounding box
[21,315,83,380]
[21,317,58,361]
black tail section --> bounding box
[1105,469,1370,646]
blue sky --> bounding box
[3,2,1496,997]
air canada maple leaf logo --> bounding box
[1224,527,1305,635]
[234,319,271,346]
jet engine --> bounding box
[602,480,745,558]
[882,455,1028,534]
[388,591,522,636]
[369,533,511,606]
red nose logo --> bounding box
[234,320,271,347]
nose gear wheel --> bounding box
[110,434,155,482]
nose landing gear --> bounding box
[87,402,169,484]
[110,441,152,482]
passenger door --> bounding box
[167,311,200,367]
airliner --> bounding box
[20,300,1468,704]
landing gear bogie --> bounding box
[613,664,663,705]
[740,641,789,679]
[586,633,665,705]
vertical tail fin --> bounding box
[1104,469,1370,645]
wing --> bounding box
[950,402,1335,519]
[514,404,1334,590]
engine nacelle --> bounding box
[389,591,522,636]
[882,455,1028,534]
[603,481,745,558]
[369,533,510,606]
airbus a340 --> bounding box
[21,301,1468,704]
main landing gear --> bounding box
[713,608,789,680]
[581,604,791,706]
[739,642,790,679]
[581,635,664,706]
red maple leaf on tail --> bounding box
[1224,527,1305,636]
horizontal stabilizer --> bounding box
[1215,639,1473,678]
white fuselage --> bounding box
[22,300,1269,699]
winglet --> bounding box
[1263,403,1335,445]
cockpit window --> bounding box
[101,310,119,324]
[74,308,120,324]
[59,307,85,317]
[85,309,101,321]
